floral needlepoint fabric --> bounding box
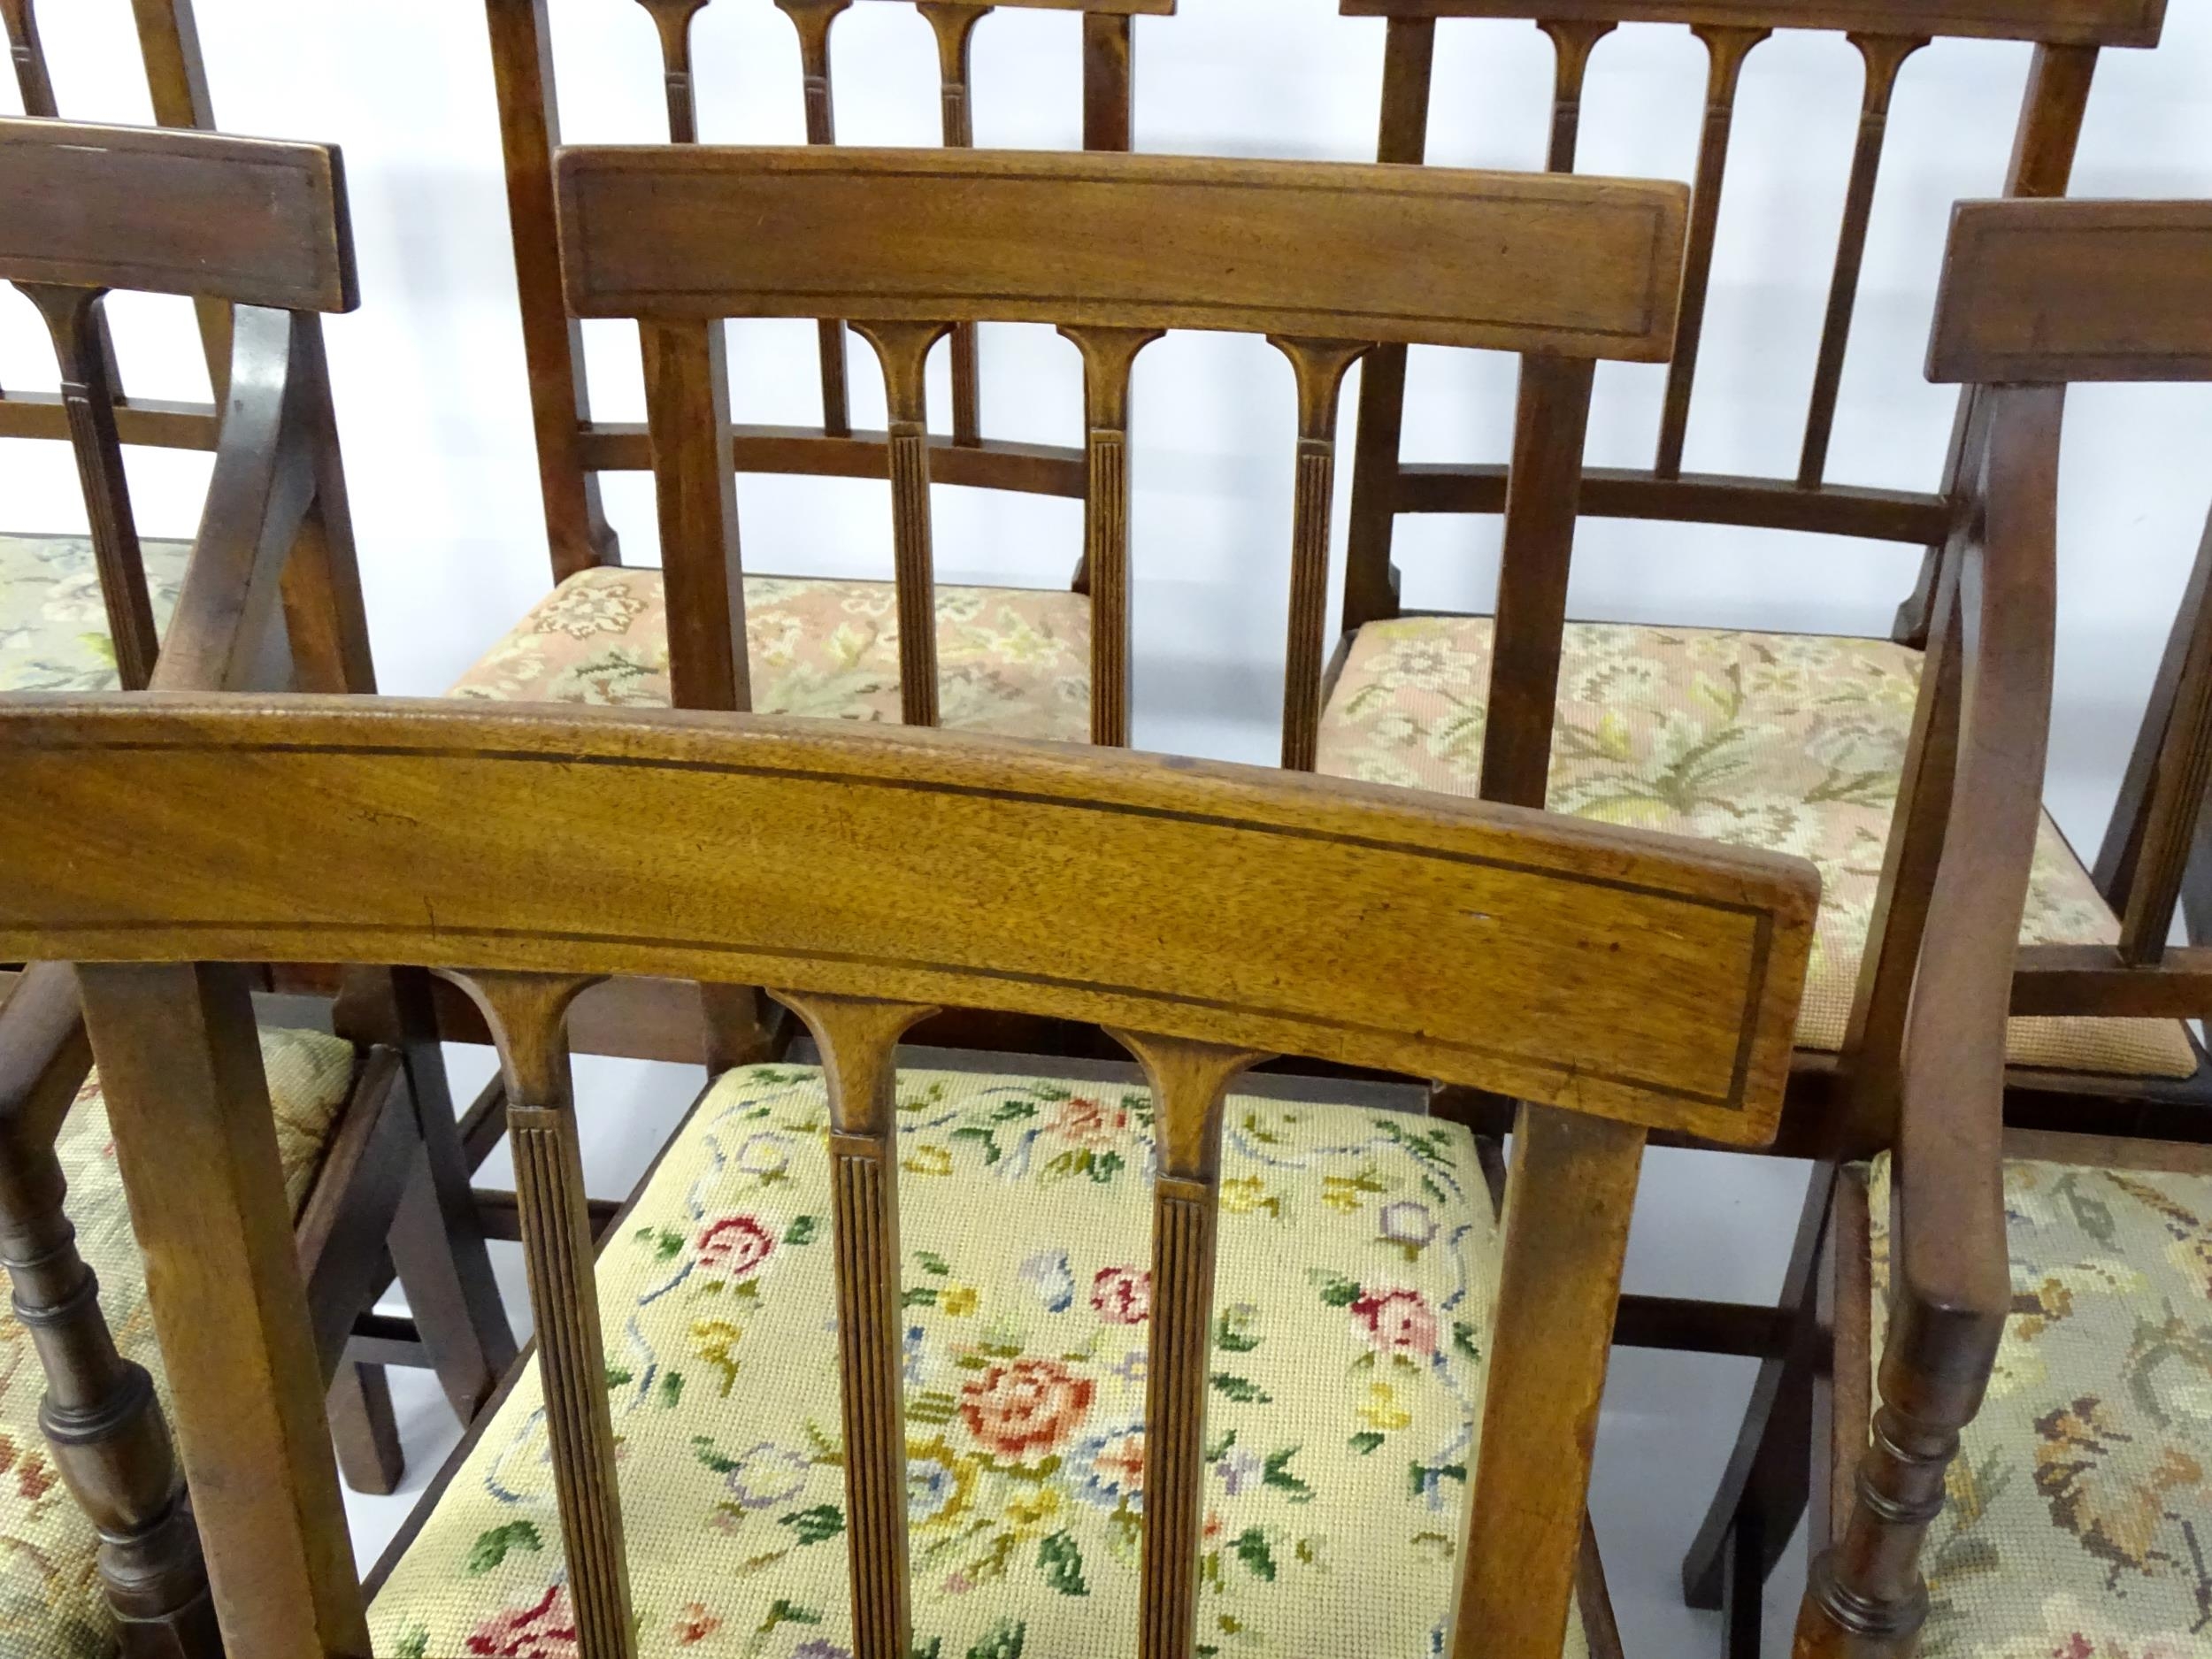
[369,1066,1594,1659]
[0,1028,356,1658]
[449,568,1090,742]
[0,535,188,693]
[1318,617,2194,1079]
[1869,1154,2212,1657]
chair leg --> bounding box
[387,968,518,1421]
[0,1121,218,1655]
[327,1361,403,1496]
[388,1150,513,1420]
[1683,1167,1836,1609]
[1721,1509,1763,1659]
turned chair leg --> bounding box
[1794,1394,1958,1658]
[0,1125,219,1657]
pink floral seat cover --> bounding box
[368,1066,1597,1659]
[448,569,1090,743]
[1319,617,2195,1080]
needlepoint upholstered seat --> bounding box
[449,570,1092,741]
[0,537,188,695]
[1317,619,2197,1080]
[367,1066,1601,1659]
[1854,1149,2212,1659]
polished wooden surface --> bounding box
[1338,0,2165,44]
[1928,198,2212,383]
[0,119,355,311]
[557,147,1686,359]
[0,699,1812,1144]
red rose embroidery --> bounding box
[1091,1266,1151,1325]
[1049,1095,1128,1149]
[672,1601,724,1646]
[1351,1288,1439,1356]
[958,1357,1095,1458]
[695,1215,774,1279]
[465,1585,580,1658]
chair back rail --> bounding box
[1336,0,2167,647]
[486,0,1177,589]
[0,0,234,438]
[554,143,1687,764]
[0,119,363,695]
[0,695,1820,1659]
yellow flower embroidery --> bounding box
[1356,1381,1412,1432]
[691,1319,742,1395]
[942,1284,979,1317]
[904,1144,955,1178]
[1221,1177,1277,1217]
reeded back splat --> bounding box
[0,694,1817,1659]
[557,143,1685,754]
[1337,0,2168,655]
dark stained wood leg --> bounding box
[386,1150,506,1421]
[327,1362,403,1497]
[1722,1510,1763,1659]
[1683,1166,1836,1608]
[0,1118,218,1651]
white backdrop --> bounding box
[4,1,2212,847]
[10,5,2212,1639]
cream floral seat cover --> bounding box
[0,535,188,694]
[1320,618,2195,1079]
[0,1029,357,1657]
[449,569,1090,741]
[370,1065,1599,1659]
[1867,1155,2212,1658]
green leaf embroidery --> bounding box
[904,1286,941,1309]
[691,1435,740,1474]
[911,1641,944,1659]
[465,1520,542,1576]
[1312,1273,1361,1309]
[1452,1321,1482,1362]
[950,1125,1003,1164]
[1214,1306,1262,1353]
[916,1250,954,1277]
[1090,1149,1125,1185]
[603,1363,634,1389]
[393,1627,430,1659]
[1409,1462,1468,1497]
[1262,1447,1315,1503]
[1037,1529,1090,1595]
[966,1618,1027,1659]
[1203,1427,1238,1462]
[784,1215,820,1246]
[1348,1431,1386,1456]
[1230,1528,1278,1582]
[658,1371,685,1409]
[758,1599,824,1634]
[780,1504,847,1546]
[1210,1372,1272,1404]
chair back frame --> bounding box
[1790,194,2212,1656]
[486,0,1177,591]
[0,0,235,456]
[1334,0,2168,655]
[0,694,1818,1659]
[553,142,1688,769]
